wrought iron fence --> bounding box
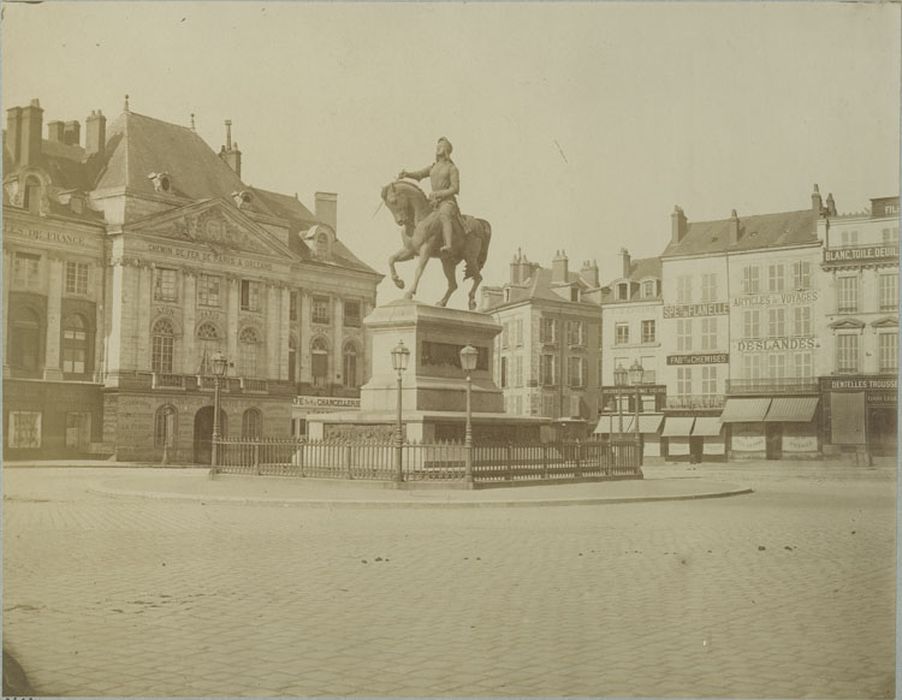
[214,437,642,485]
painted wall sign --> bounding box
[737,337,817,352]
[663,302,728,318]
[7,225,96,249]
[666,353,729,365]
[871,198,900,218]
[145,243,274,271]
[732,290,818,307]
[823,245,898,263]
[293,396,361,410]
[821,376,897,392]
[601,384,666,399]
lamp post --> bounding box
[459,344,479,486]
[629,360,645,446]
[391,340,410,483]
[211,350,229,468]
[614,363,627,436]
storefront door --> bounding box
[65,412,91,451]
[765,424,783,460]
[689,437,704,464]
[869,407,897,457]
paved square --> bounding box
[3,462,896,697]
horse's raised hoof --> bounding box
[392,276,405,290]
[468,299,477,311]
[403,291,415,300]
[435,299,447,307]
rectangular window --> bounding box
[312,295,330,324]
[882,227,900,245]
[568,321,584,345]
[643,280,656,298]
[743,309,760,338]
[743,354,762,381]
[343,300,362,327]
[767,308,785,338]
[514,355,523,387]
[700,274,717,302]
[879,274,898,312]
[793,352,813,379]
[13,252,41,289]
[641,320,656,344]
[792,261,811,290]
[568,356,584,388]
[152,334,174,373]
[240,280,260,311]
[700,317,717,350]
[540,318,557,343]
[289,291,299,321]
[676,367,692,397]
[501,322,510,348]
[542,394,556,418]
[767,352,786,379]
[153,268,178,302]
[541,354,557,386]
[197,274,222,307]
[614,323,629,345]
[768,264,785,293]
[840,230,859,247]
[879,333,898,372]
[677,276,692,304]
[7,411,42,449]
[793,306,812,336]
[742,265,760,295]
[837,276,858,313]
[65,262,89,295]
[515,318,524,346]
[677,319,692,352]
[701,366,717,395]
[617,283,629,301]
[836,334,859,373]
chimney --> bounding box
[826,193,836,217]
[729,209,741,245]
[6,106,23,163]
[63,120,80,146]
[47,120,65,142]
[219,120,242,177]
[85,110,107,156]
[552,250,569,284]
[19,99,43,166]
[510,248,523,284]
[671,205,688,244]
[315,192,338,232]
[811,184,823,213]
[618,248,631,279]
[580,259,599,288]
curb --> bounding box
[87,483,754,509]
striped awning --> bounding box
[764,397,819,423]
[720,398,772,423]
[594,414,664,434]
[638,414,665,434]
[692,416,724,437]
[661,416,695,437]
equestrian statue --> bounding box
[383,137,491,311]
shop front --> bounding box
[594,413,664,462]
[291,394,362,438]
[819,375,897,458]
[721,396,820,460]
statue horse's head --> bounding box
[381,180,428,227]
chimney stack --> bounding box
[315,192,338,232]
[671,205,688,245]
[729,209,741,245]
[19,99,44,166]
[825,193,836,217]
[219,120,242,177]
[811,184,823,213]
[510,248,523,284]
[552,250,569,284]
[619,248,631,279]
[6,106,23,163]
[580,259,599,288]
[47,120,65,142]
[85,110,107,156]
[63,120,80,147]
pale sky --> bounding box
[3,1,900,307]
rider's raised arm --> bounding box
[403,165,432,181]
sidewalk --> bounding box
[83,467,752,508]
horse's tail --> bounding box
[464,220,491,280]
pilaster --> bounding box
[267,284,280,379]
[182,272,197,374]
[226,276,239,364]
[43,256,63,380]
[279,286,290,380]
[3,249,11,377]
[136,265,152,369]
[300,292,312,383]
[333,296,344,384]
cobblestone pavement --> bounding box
[3,461,896,698]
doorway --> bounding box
[194,406,227,464]
[765,423,783,460]
[868,407,897,457]
[65,412,91,452]
[689,436,703,464]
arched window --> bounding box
[239,327,260,377]
[311,337,329,387]
[196,322,221,374]
[288,335,298,384]
[242,408,262,439]
[151,319,175,373]
[154,405,177,448]
[343,342,358,388]
[61,314,89,374]
[9,306,42,376]
[23,176,41,214]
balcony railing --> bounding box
[665,394,725,409]
[240,377,268,393]
[152,372,186,389]
[726,379,819,395]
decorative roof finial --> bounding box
[224,119,233,151]
[124,94,130,112]
[190,113,196,131]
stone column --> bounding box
[135,265,152,370]
[300,292,312,383]
[333,296,344,385]
[266,284,280,379]
[226,276,239,364]
[182,272,197,374]
[43,256,63,380]
[278,286,290,380]
[106,261,126,375]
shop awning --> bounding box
[720,398,772,423]
[593,415,663,434]
[764,397,819,422]
[692,416,724,436]
[638,415,665,434]
[661,416,695,437]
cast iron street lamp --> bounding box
[629,360,645,445]
[459,344,479,486]
[211,350,229,468]
[391,340,410,483]
[614,363,628,436]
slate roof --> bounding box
[489,265,600,309]
[598,256,662,304]
[661,208,818,258]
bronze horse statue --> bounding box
[382,180,491,310]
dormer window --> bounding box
[617,282,629,301]
[643,280,657,298]
[148,172,172,193]
[23,176,41,214]
[315,232,329,257]
[570,287,580,302]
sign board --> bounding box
[732,290,818,307]
[737,337,817,352]
[823,245,898,264]
[663,302,728,319]
[293,396,361,410]
[667,353,729,366]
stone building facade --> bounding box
[3,98,381,462]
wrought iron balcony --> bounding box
[726,379,819,395]
[664,394,725,409]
